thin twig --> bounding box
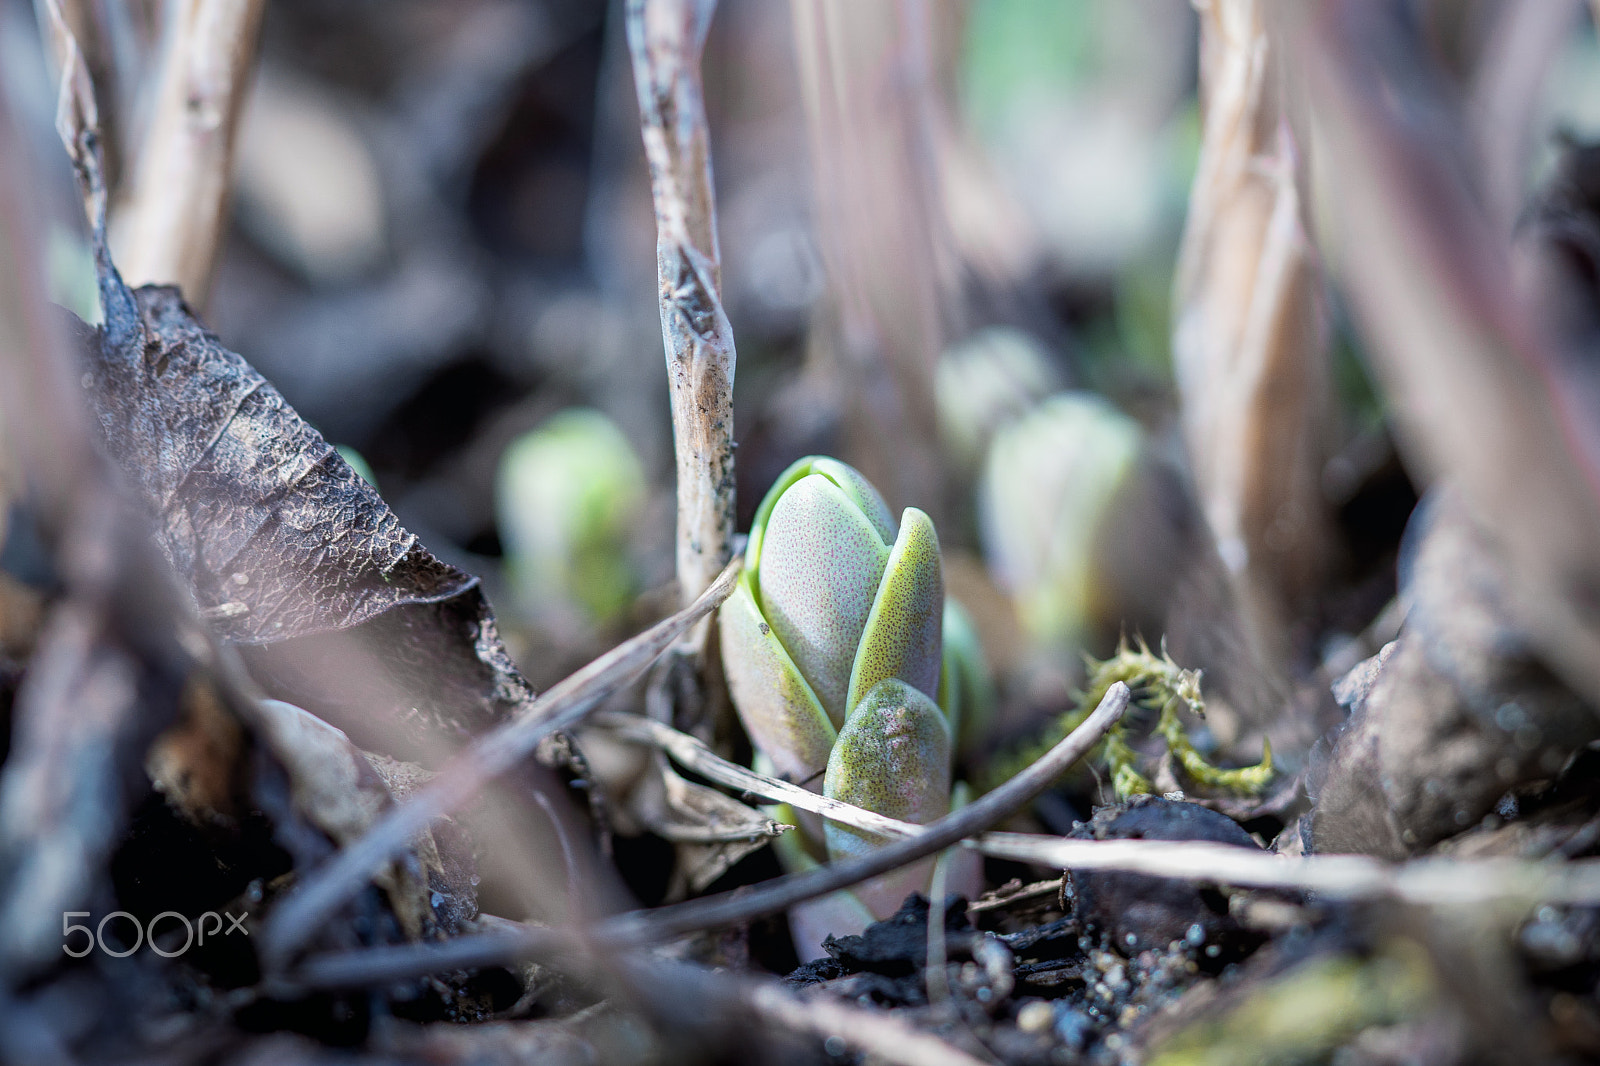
[35,0,140,186]
[592,710,921,841]
[967,878,1061,914]
[0,41,278,976]
[626,0,736,625]
[291,683,1131,987]
[973,833,1600,907]
[111,0,265,310]
[259,556,743,970]
[616,955,994,1066]
[2,7,99,522]
[603,681,1127,944]
[292,819,1600,992]
[736,970,989,1066]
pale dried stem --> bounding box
[293,679,1600,987]
[974,833,1600,909]
[789,0,946,520]
[1303,0,1600,705]
[290,683,1131,987]
[1472,0,1583,237]
[259,556,744,970]
[33,0,141,182]
[1173,0,1332,665]
[9,3,102,513]
[966,878,1060,913]
[0,49,277,973]
[111,0,265,310]
[592,709,922,841]
[738,973,989,1066]
[625,0,737,628]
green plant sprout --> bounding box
[989,637,1272,799]
[718,456,987,941]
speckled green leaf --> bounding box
[824,678,950,861]
[758,474,892,725]
[745,456,895,573]
[806,458,896,544]
[718,579,837,783]
[846,507,943,714]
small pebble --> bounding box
[1017,1001,1055,1033]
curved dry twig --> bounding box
[259,555,743,970]
[290,682,1131,987]
[734,969,990,1066]
[973,832,1600,908]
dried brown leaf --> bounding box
[79,281,535,759]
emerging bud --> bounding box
[720,456,945,784]
[720,457,972,944]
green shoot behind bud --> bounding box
[496,408,646,624]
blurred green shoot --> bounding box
[497,408,646,626]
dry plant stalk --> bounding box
[1303,0,1600,707]
[35,0,140,183]
[1172,0,1332,664]
[0,38,213,971]
[736,974,989,1066]
[12,2,105,517]
[1471,1,1585,236]
[625,0,737,625]
[594,709,923,841]
[111,0,265,310]
[790,0,946,520]
[975,832,1600,908]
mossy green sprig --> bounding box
[986,638,1272,799]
